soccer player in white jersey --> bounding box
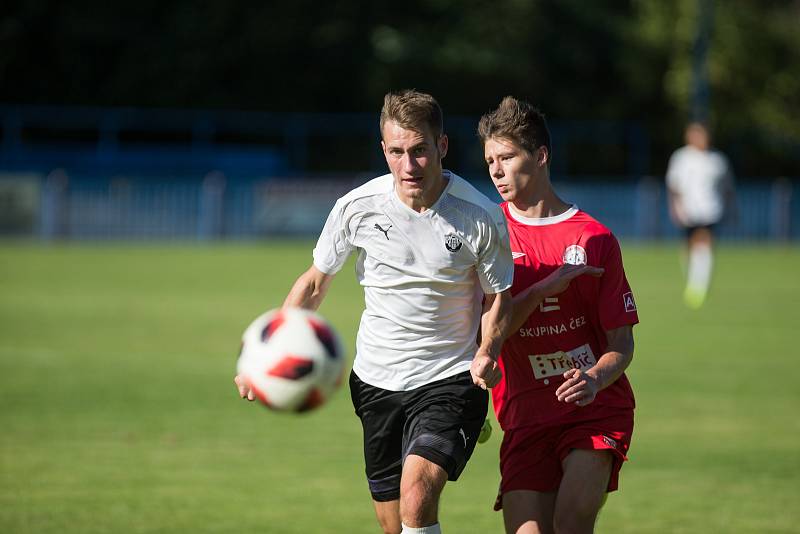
[479,97,638,534]
[666,122,735,308]
[235,90,514,534]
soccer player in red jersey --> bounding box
[478,97,639,534]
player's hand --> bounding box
[234,374,256,401]
[555,368,600,406]
[471,352,502,390]
[534,264,604,298]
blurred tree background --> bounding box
[1,0,798,176]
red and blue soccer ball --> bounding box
[237,307,344,412]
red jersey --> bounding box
[492,204,638,430]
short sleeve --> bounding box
[596,233,639,331]
[312,199,355,275]
[476,206,514,294]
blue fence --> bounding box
[2,170,795,241]
[1,105,797,242]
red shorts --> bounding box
[494,406,633,511]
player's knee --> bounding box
[553,512,594,534]
[553,497,602,534]
[399,478,440,526]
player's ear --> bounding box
[438,134,449,160]
[537,146,549,167]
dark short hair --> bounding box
[380,90,443,139]
[477,96,551,161]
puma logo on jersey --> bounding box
[374,223,392,240]
[512,251,526,259]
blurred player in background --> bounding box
[666,122,735,309]
[478,96,638,534]
[236,90,514,534]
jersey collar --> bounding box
[507,203,579,226]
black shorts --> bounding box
[349,369,488,502]
[685,223,717,239]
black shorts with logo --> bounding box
[349,369,489,502]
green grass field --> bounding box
[1,241,799,533]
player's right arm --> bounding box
[235,266,336,401]
[506,264,604,337]
[283,265,336,311]
[237,191,352,401]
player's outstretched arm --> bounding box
[556,325,634,406]
[471,289,512,390]
[283,265,336,311]
[506,264,604,337]
[235,265,336,401]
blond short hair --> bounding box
[380,90,443,139]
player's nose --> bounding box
[490,161,503,178]
[401,152,420,172]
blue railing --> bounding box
[1,105,797,241]
[17,170,797,241]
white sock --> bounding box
[687,243,712,294]
[401,523,441,534]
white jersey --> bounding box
[313,171,514,391]
[666,146,733,226]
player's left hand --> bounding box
[470,352,502,390]
[556,368,600,406]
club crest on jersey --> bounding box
[563,244,586,265]
[444,233,462,252]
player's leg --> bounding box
[502,490,556,534]
[552,449,613,534]
[400,370,489,531]
[399,454,448,529]
[551,409,633,534]
[373,500,401,534]
[496,425,562,534]
[684,225,714,308]
[349,371,405,534]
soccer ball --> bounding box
[237,307,345,412]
